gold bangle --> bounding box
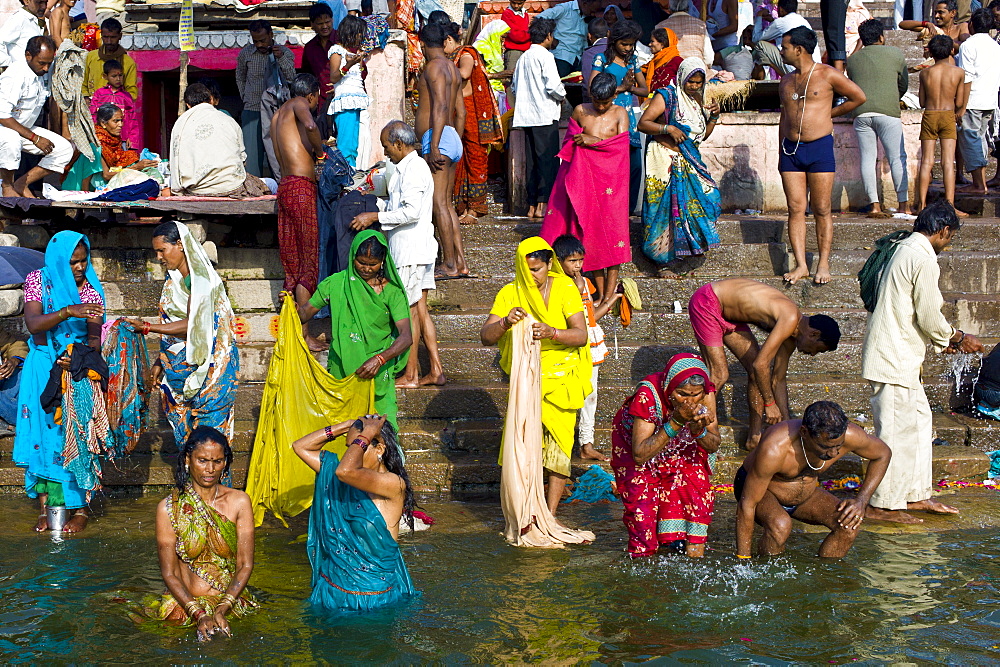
[184,599,203,617]
[219,593,238,609]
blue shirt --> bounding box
[538,0,588,66]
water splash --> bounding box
[943,352,983,399]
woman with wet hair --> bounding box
[136,426,257,639]
[293,414,417,611]
[298,230,412,426]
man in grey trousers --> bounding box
[846,19,911,216]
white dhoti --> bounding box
[0,126,74,173]
[868,381,934,510]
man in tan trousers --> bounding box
[862,201,983,524]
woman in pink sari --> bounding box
[610,353,721,557]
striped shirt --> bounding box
[861,232,954,389]
[235,43,296,111]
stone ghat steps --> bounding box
[12,216,1000,256]
[32,375,960,429]
[0,445,987,497]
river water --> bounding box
[1,490,999,663]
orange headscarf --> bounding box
[643,27,680,91]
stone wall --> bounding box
[701,109,922,213]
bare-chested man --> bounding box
[899,0,969,63]
[416,22,469,279]
[735,401,891,558]
[688,278,841,449]
[272,73,324,314]
[778,26,865,285]
[915,34,968,212]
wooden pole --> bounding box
[177,51,189,118]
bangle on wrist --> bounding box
[375,353,387,367]
[141,321,151,335]
[352,436,370,450]
[663,422,678,438]
[324,424,336,441]
[219,593,238,609]
[551,328,559,342]
[951,329,965,346]
[763,401,776,407]
[184,600,203,618]
[695,427,709,439]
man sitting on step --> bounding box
[734,400,891,559]
[688,278,841,450]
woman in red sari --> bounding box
[611,353,721,557]
[444,26,502,223]
[643,27,682,92]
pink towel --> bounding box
[540,118,632,272]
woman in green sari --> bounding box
[298,231,412,426]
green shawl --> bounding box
[325,230,409,379]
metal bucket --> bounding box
[46,506,68,532]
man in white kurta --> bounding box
[861,201,983,524]
[348,120,444,388]
[0,37,73,198]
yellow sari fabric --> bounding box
[490,237,592,475]
[246,294,375,526]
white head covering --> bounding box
[161,221,233,399]
[673,57,709,140]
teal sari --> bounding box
[307,451,416,612]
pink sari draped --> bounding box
[539,118,632,272]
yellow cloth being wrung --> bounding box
[246,294,374,527]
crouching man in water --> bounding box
[293,414,417,612]
[734,401,891,559]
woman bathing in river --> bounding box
[133,427,257,639]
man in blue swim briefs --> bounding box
[734,401,891,559]
[416,22,470,279]
[777,26,865,286]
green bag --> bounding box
[858,230,912,313]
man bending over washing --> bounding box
[688,278,840,449]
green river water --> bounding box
[1,489,1000,664]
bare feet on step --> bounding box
[395,375,421,389]
[63,511,88,533]
[305,334,327,353]
[813,262,831,285]
[580,443,609,461]
[1,183,18,198]
[783,264,810,285]
[907,498,959,515]
[865,506,924,524]
[418,373,447,386]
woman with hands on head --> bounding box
[293,414,417,611]
[480,237,592,517]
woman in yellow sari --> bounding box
[480,237,592,515]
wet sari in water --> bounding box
[128,486,258,624]
[158,222,238,446]
[12,231,105,509]
[610,353,717,557]
[642,59,722,265]
[307,451,416,612]
[490,237,592,477]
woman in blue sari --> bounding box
[638,57,723,266]
[293,414,416,612]
[13,231,105,532]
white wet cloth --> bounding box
[868,381,933,510]
[500,317,595,548]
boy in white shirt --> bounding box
[511,17,566,220]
